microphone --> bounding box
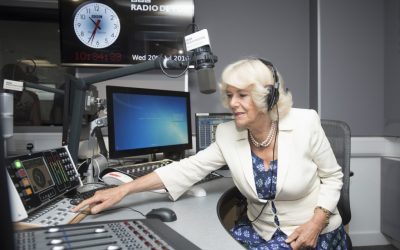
[192,45,218,94]
[185,29,218,94]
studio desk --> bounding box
[80,170,245,250]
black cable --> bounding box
[81,206,146,218]
[158,23,202,79]
[12,59,37,80]
[250,103,280,224]
[158,54,190,78]
[185,23,199,34]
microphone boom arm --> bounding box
[67,58,163,163]
[19,58,165,163]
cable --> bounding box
[158,23,200,79]
[76,160,89,171]
[80,181,108,188]
[80,206,146,218]
[158,54,190,78]
[250,103,280,224]
[12,59,37,80]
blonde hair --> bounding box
[219,58,293,121]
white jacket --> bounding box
[155,108,343,240]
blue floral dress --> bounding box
[230,152,348,250]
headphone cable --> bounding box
[250,104,279,223]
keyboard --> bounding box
[112,159,174,178]
[105,159,224,185]
[195,171,224,185]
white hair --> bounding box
[219,58,293,121]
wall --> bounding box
[319,0,385,136]
[384,0,400,136]
[190,0,310,115]
[316,2,400,245]
[350,138,400,246]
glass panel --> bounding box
[0,20,74,127]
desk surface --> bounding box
[81,171,244,250]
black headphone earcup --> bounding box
[267,95,274,111]
[258,58,280,111]
[266,86,279,111]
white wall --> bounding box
[349,137,400,246]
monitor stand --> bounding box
[163,151,185,161]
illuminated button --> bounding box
[48,228,60,233]
[20,178,30,187]
[95,228,106,233]
[50,239,63,244]
[13,160,23,169]
[107,246,121,250]
[52,246,65,250]
[22,188,33,196]
[16,169,27,178]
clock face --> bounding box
[73,2,121,49]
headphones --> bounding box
[258,58,280,111]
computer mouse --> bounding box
[145,207,177,222]
[102,171,133,186]
[186,186,207,197]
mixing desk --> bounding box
[15,219,201,250]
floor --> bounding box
[353,245,398,250]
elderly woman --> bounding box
[73,58,347,249]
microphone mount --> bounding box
[191,46,218,70]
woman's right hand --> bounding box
[71,185,129,214]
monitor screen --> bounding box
[58,0,195,66]
[107,86,192,159]
[195,113,234,152]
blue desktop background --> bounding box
[112,93,189,151]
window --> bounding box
[0,19,73,128]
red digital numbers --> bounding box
[74,51,122,63]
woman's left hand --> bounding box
[285,219,324,250]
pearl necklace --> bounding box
[249,122,277,148]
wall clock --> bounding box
[73,2,121,49]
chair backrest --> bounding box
[321,119,352,225]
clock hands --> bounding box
[74,3,120,49]
[89,17,102,30]
[88,19,101,45]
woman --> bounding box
[72,58,347,249]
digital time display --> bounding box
[73,51,123,63]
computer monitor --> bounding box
[107,86,192,159]
[195,113,234,152]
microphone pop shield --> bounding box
[197,68,216,94]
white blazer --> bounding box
[155,108,343,240]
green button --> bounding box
[14,160,22,169]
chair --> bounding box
[320,120,352,226]
[217,119,353,249]
[321,119,353,249]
